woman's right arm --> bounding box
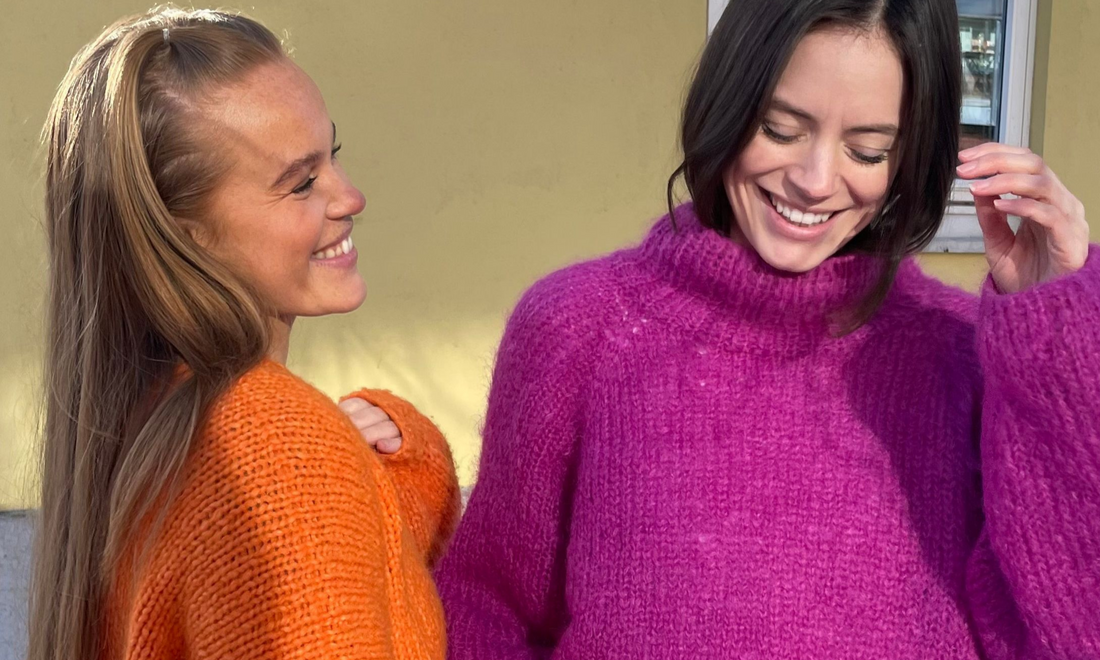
[434,264,607,659]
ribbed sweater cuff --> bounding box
[979,245,1100,402]
[341,389,440,463]
[341,388,460,565]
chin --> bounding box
[750,236,829,274]
[335,286,368,314]
[307,284,368,317]
[337,276,368,310]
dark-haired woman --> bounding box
[435,1,1098,658]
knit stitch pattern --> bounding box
[108,359,460,660]
[436,204,1100,659]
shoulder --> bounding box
[213,359,343,419]
[877,259,982,372]
[154,360,388,569]
[503,248,639,360]
[143,365,399,655]
[204,359,355,447]
[181,360,378,517]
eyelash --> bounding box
[850,150,888,166]
[761,123,889,166]
[290,144,344,195]
[291,176,318,195]
[761,123,799,145]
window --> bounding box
[938,0,1037,252]
[706,0,1039,253]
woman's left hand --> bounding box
[957,143,1089,294]
[339,397,404,454]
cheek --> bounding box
[847,168,893,207]
[733,136,788,182]
[725,140,784,214]
[234,211,325,289]
[280,217,326,277]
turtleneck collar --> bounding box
[636,203,890,330]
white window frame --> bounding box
[706,0,1039,253]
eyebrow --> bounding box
[271,122,338,190]
[768,99,898,138]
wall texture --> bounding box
[0,0,702,507]
[1,0,1095,508]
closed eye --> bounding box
[762,123,800,144]
[291,176,317,195]
[849,147,889,166]
[290,144,342,195]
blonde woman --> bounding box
[28,8,459,660]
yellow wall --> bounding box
[1031,0,1099,239]
[2,0,1097,509]
[0,1,702,509]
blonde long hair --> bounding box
[29,8,286,660]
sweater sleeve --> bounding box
[433,265,606,659]
[174,400,402,659]
[341,389,461,568]
[967,246,1100,659]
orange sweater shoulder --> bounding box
[113,360,452,660]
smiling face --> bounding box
[197,60,367,326]
[724,26,905,273]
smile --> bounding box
[766,192,836,227]
[311,236,354,260]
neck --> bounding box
[268,315,294,364]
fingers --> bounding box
[360,420,403,453]
[350,407,391,432]
[974,194,1015,258]
[359,419,399,442]
[338,397,370,414]
[338,397,404,453]
[956,151,1046,179]
[960,147,1083,238]
[375,436,403,454]
[961,143,1091,287]
[958,142,1032,161]
[990,197,1060,230]
[992,197,1089,271]
[968,173,1048,201]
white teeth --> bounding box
[313,236,355,260]
[769,193,833,227]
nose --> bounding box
[328,167,366,220]
[786,140,839,203]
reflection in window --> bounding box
[958,0,1007,150]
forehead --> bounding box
[200,60,332,177]
[772,27,904,123]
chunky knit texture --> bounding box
[436,205,1100,659]
[107,359,460,660]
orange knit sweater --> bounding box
[107,359,461,659]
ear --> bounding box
[175,216,215,251]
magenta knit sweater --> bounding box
[436,205,1100,659]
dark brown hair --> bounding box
[668,0,962,328]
